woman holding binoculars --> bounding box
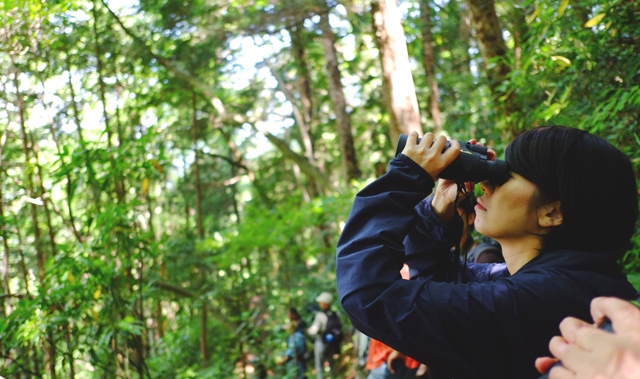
[336,126,638,379]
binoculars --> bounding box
[395,134,509,184]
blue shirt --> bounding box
[336,155,637,379]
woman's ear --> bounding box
[538,201,563,227]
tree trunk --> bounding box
[64,45,101,212]
[318,13,361,182]
[456,0,474,75]
[64,328,76,379]
[465,0,510,90]
[507,5,528,70]
[30,134,57,258]
[13,66,55,379]
[264,61,320,197]
[191,92,205,241]
[14,225,31,299]
[0,181,11,317]
[465,0,520,133]
[12,62,45,284]
[191,91,209,367]
[289,26,313,128]
[420,0,443,133]
[371,0,423,145]
[289,26,325,185]
[0,128,12,316]
[93,0,126,204]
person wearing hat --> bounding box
[307,292,340,379]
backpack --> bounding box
[321,309,343,353]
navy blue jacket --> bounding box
[336,155,637,379]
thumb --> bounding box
[535,357,558,373]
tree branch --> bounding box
[101,1,228,120]
[152,280,238,331]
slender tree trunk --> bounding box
[371,0,423,145]
[289,26,313,128]
[420,0,443,133]
[93,0,126,204]
[192,92,205,241]
[44,90,82,242]
[11,236,29,306]
[0,182,11,317]
[318,13,361,182]
[289,26,322,175]
[92,1,112,149]
[0,128,12,316]
[191,91,208,367]
[155,299,164,339]
[264,63,319,197]
[507,5,528,70]
[64,328,76,379]
[30,133,60,379]
[65,46,100,212]
[13,65,57,378]
[12,62,45,284]
[30,134,57,258]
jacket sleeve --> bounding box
[404,197,463,281]
[336,155,440,309]
[306,312,326,337]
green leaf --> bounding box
[551,55,572,67]
[558,0,569,17]
[526,7,540,24]
[584,14,605,28]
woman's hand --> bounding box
[401,132,460,182]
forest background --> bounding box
[0,0,638,377]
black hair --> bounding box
[456,194,477,256]
[457,195,477,215]
[506,126,638,255]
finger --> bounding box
[387,362,395,374]
[549,336,569,359]
[556,340,599,375]
[487,148,496,160]
[464,181,476,193]
[591,297,640,330]
[548,364,576,379]
[535,357,558,373]
[442,139,461,161]
[430,134,447,152]
[407,131,420,144]
[401,132,419,155]
[572,325,616,351]
[420,132,435,148]
[558,316,592,344]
